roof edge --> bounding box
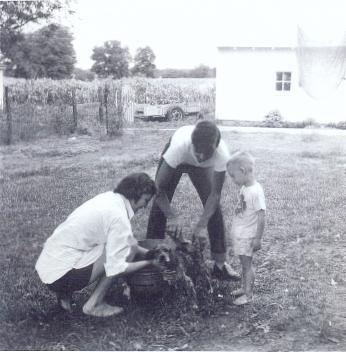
[218,46,295,50]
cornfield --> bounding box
[4,77,215,106]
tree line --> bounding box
[0,1,215,81]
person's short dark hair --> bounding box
[114,173,157,201]
[191,120,221,154]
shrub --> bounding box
[300,118,320,128]
[261,110,285,128]
[285,119,319,129]
[322,121,346,130]
[336,121,346,130]
[261,112,322,129]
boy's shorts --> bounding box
[231,236,255,257]
[47,264,93,296]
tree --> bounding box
[131,46,156,77]
[156,65,216,78]
[5,33,34,77]
[91,41,131,79]
[0,1,71,60]
[189,64,213,78]
[8,24,76,79]
[73,68,96,81]
[157,68,189,78]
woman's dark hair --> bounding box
[114,173,157,201]
[191,120,221,153]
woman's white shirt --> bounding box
[35,192,136,284]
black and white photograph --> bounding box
[0,0,345,350]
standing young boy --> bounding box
[227,151,266,305]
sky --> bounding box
[55,0,346,70]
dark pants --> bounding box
[47,264,93,298]
[147,143,226,256]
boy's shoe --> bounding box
[233,294,252,306]
[230,288,245,297]
[212,263,241,281]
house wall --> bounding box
[216,47,346,123]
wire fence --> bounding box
[0,78,215,145]
[0,84,135,144]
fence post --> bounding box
[116,84,123,130]
[71,88,78,133]
[0,63,5,112]
[98,86,104,122]
[104,84,109,135]
[4,86,12,145]
[123,85,134,124]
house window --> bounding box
[276,72,291,91]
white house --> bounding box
[215,27,346,124]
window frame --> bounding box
[275,71,292,91]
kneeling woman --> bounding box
[36,173,160,317]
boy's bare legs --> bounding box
[233,255,254,305]
[231,269,245,297]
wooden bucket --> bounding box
[127,239,168,297]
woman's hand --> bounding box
[146,247,170,270]
[151,257,167,271]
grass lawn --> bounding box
[0,126,345,351]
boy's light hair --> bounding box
[227,151,255,173]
